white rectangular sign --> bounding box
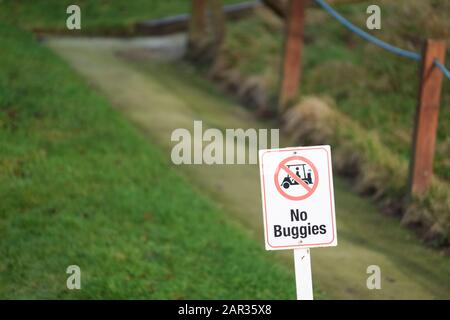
[258,145,337,250]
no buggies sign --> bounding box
[258,145,337,250]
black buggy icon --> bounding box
[281,163,313,189]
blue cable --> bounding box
[313,0,421,61]
[434,59,450,80]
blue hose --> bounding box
[434,59,450,80]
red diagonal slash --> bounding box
[281,165,312,192]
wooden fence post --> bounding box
[279,0,306,111]
[409,39,446,196]
[188,0,207,58]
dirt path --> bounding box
[47,36,450,299]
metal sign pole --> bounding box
[294,248,313,300]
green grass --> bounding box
[222,0,450,181]
[0,21,301,299]
[0,0,244,34]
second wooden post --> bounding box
[279,0,306,111]
[409,39,446,196]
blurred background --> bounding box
[0,0,449,299]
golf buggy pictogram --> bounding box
[280,163,313,189]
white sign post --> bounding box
[258,145,337,300]
[294,248,313,300]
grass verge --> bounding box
[0,21,301,299]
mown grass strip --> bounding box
[0,22,302,299]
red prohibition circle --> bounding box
[274,155,319,201]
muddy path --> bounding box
[46,35,450,299]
